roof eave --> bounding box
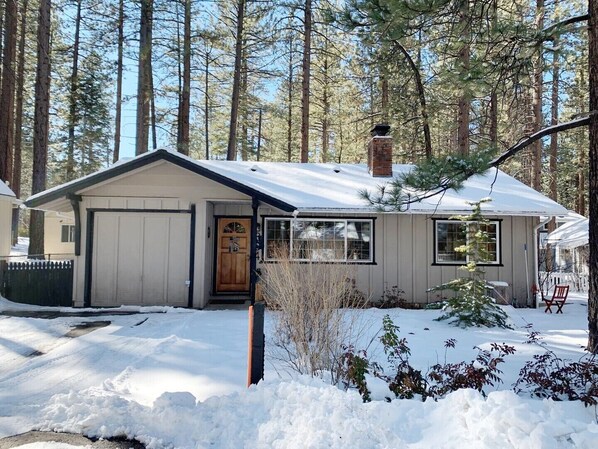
[25,149,297,213]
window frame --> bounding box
[61,224,76,243]
[433,219,502,266]
[262,216,376,264]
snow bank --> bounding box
[41,377,597,449]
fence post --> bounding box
[247,303,265,386]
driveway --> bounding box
[0,309,249,439]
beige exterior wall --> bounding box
[255,213,537,307]
[44,213,76,259]
[71,161,251,308]
[0,198,12,257]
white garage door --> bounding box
[91,211,191,307]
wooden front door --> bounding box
[216,218,251,293]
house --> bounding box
[44,211,76,259]
[544,213,589,290]
[24,126,568,308]
[0,180,17,258]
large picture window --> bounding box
[435,220,500,264]
[264,218,373,263]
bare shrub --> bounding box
[262,245,368,381]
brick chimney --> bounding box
[367,124,393,177]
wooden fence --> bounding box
[0,259,74,307]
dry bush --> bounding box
[261,245,368,382]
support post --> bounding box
[250,196,259,305]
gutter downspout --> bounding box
[533,216,553,307]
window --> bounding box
[61,225,76,243]
[435,220,499,264]
[264,218,373,263]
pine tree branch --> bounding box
[542,14,589,40]
[490,116,591,168]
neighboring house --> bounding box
[44,211,76,259]
[25,127,568,308]
[0,180,17,258]
[545,214,589,289]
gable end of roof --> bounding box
[25,150,296,212]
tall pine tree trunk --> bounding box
[177,0,190,155]
[300,0,312,163]
[286,29,293,162]
[0,0,17,184]
[321,37,330,163]
[381,68,388,124]
[135,0,152,155]
[531,0,545,191]
[587,0,598,353]
[489,89,498,145]
[113,0,124,162]
[226,0,245,160]
[395,42,432,158]
[150,61,157,150]
[488,0,498,146]
[549,40,559,203]
[11,0,28,245]
[577,69,587,215]
[240,43,248,161]
[256,107,262,161]
[29,0,51,258]
[0,0,5,84]
[65,0,81,180]
[546,31,560,271]
[204,49,210,159]
[457,0,470,156]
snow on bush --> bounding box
[41,377,598,449]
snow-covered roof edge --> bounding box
[25,148,568,217]
[0,179,16,198]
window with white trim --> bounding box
[61,224,76,243]
[435,220,499,264]
[264,218,373,263]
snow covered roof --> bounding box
[546,216,589,249]
[26,148,568,216]
[0,179,15,199]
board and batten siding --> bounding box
[255,211,536,306]
[353,214,536,305]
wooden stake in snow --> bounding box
[247,303,265,386]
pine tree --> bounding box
[430,199,510,328]
[29,0,52,258]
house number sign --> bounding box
[229,237,240,253]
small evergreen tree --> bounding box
[430,198,510,328]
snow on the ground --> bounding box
[41,380,598,449]
[0,303,249,439]
[0,293,596,448]
[9,236,29,258]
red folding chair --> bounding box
[543,285,570,314]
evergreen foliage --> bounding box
[360,151,494,211]
[430,199,510,328]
